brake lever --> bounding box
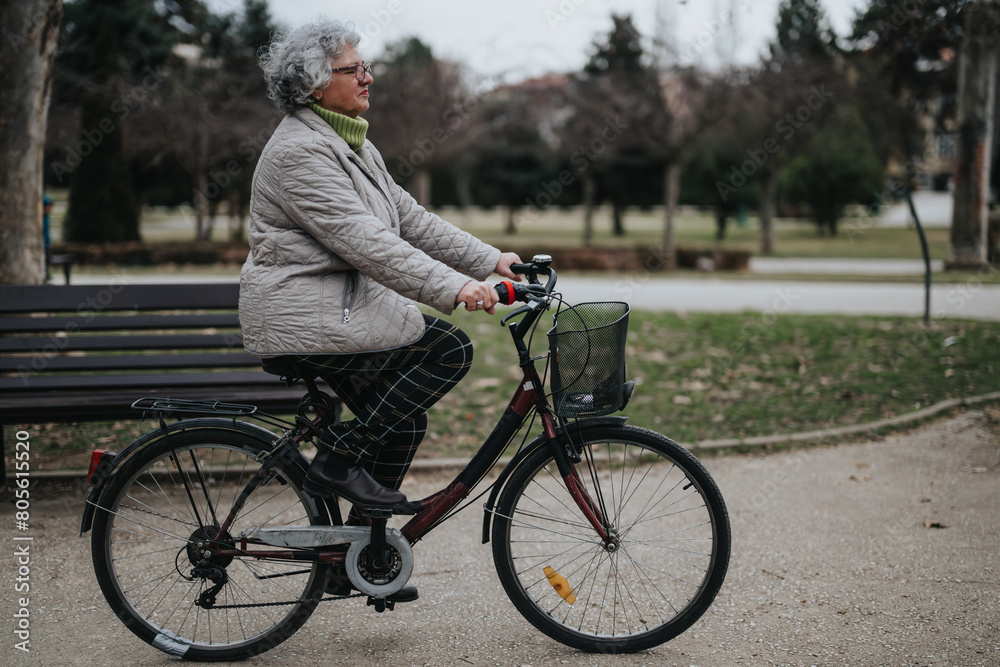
[500,304,531,327]
[500,297,545,327]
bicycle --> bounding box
[82,255,731,660]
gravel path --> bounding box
[3,409,998,666]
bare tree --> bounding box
[651,68,727,267]
[949,0,999,267]
[0,0,62,284]
[365,38,469,204]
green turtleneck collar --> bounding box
[308,103,368,152]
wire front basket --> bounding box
[547,301,630,418]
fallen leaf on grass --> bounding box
[923,520,947,529]
[673,395,693,405]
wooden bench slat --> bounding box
[0,283,339,486]
[0,283,240,313]
[0,352,262,375]
[0,333,243,354]
[0,313,240,333]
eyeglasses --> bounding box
[331,62,372,82]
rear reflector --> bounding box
[87,450,116,484]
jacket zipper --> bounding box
[342,271,358,324]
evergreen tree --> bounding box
[584,14,646,76]
[769,0,838,66]
[57,0,186,242]
[63,12,140,242]
[778,106,885,235]
[849,0,971,154]
[573,14,665,237]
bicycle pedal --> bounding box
[367,597,394,612]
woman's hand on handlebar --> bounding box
[457,280,500,314]
[495,252,524,282]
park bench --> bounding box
[0,282,337,482]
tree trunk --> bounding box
[411,167,432,207]
[949,0,999,268]
[582,174,596,246]
[661,163,679,269]
[0,0,62,284]
[454,164,473,209]
[229,189,246,243]
[759,171,776,256]
[64,12,139,243]
[195,98,209,241]
[612,199,625,236]
[715,208,728,240]
[505,206,517,235]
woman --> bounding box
[240,18,521,521]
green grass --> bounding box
[17,311,999,470]
[440,206,952,260]
[423,310,1000,453]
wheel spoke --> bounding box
[92,433,327,659]
[492,428,730,652]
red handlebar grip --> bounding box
[498,280,515,305]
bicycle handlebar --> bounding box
[508,263,534,275]
[493,256,557,360]
[494,275,554,305]
[495,255,557,306]
[494,280,532,305]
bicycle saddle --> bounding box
[260,356,319,385]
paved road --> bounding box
[748,257,946,275]
[879,190,952,228]
[556,276,1000,321]
[3,409,997,665]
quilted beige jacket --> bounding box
[239,108,500,356]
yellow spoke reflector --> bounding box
[544,566,576,605]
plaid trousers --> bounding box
[295,315,473,491]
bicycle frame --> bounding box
[204,276,614,565]
[203,352,610,569]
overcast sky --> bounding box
[216,0,868,84]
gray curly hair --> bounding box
[259,18,361,115]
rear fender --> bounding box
[481,416,626,544]
[80,418,320,534]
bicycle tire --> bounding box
[91,426,329,661]
[491,424,730,653]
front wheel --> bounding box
[491,425,730,653]
[90,426,330,661]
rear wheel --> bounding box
[91,427,329,661]
[491,425,730,653]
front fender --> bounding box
[80,418,307,535]
[481,416,627,544]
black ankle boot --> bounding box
[305,449,408,507]
[325,564,419,602]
